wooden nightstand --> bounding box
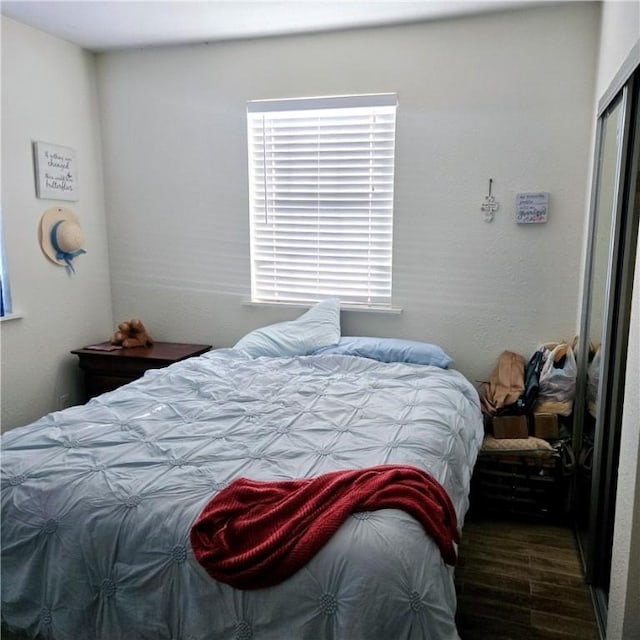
[72,342,212,401]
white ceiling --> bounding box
[1,0,540,52]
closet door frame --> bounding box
[575,60,639,635]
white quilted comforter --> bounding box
[1,349,483,640]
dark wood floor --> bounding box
[455,516,600,640]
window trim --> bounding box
[241,298,402,314]
[0,208,13,318]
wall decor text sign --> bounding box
[33,142,78,201]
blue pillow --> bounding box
[234,299,341,357]
[313,336,452,368]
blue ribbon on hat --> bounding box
[50,220,86,273]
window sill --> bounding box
[242,300,402,315]
[0,312,23,323]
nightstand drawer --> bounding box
[86,374,134,397]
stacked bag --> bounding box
[481,342,577,440]
[535,342,578,418]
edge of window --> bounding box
[242,299,402,315]
[0,312,23,323]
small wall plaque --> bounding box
[33,142,78,201]
[516,192,549,224]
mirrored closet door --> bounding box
[574,61,639,634]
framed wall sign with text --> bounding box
[516,192,549,224]
[33,142,78,201]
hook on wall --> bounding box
[481,178,500,222]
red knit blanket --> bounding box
[190,465,459,590]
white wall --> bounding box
[96,2,599,387]
[596,3,640,639]
[595,0,640,99]
[0,17,113,430]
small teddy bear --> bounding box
[111,319,154,348]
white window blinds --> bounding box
[247,93,397,307]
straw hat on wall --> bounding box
[39,206,86,273]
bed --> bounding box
[1,302,483,640]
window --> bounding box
[247,93,397,308]
[0,208,12,317]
